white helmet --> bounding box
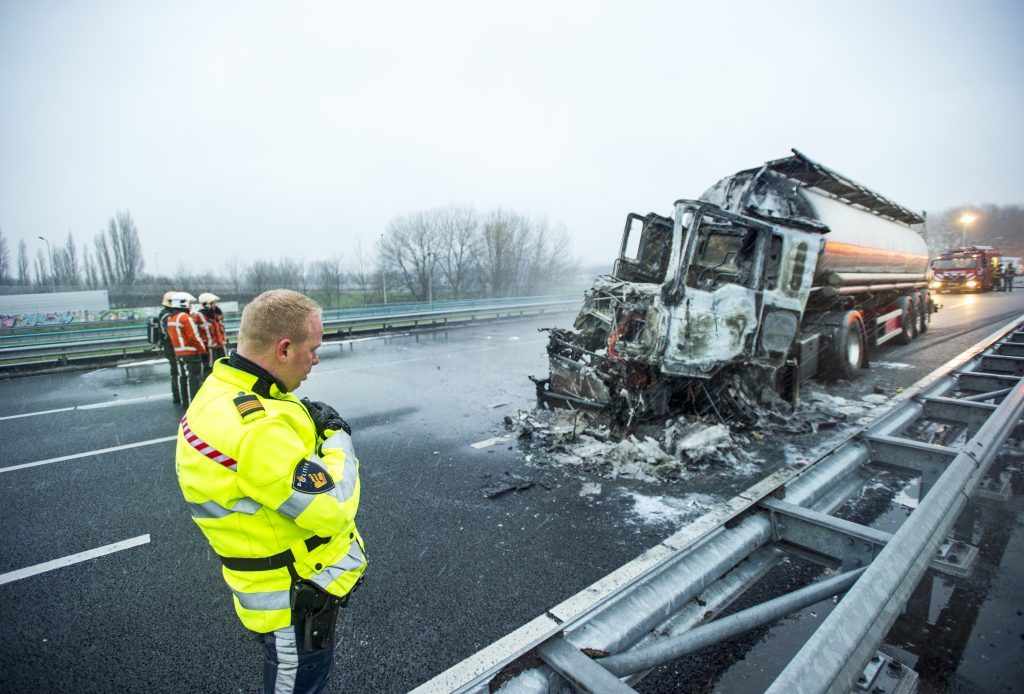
[197,292,220,306]
[162,290,178,308]
[171,292,196,309]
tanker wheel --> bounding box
[896,296,918,344]
[828,311,866,380]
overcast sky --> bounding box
[1,1,1022,276]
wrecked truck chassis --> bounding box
[531,328,778,431]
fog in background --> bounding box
[2,0,1022,277]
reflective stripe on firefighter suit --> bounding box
[175,359,366,633]
[200,306,228,349]
[167,309,207,404]
[192,309,214,351]
[166,310,207,358]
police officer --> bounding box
[175,289,366,693]
[165,292,207,406]
[158,290,182,403]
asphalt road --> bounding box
[1,291,1022,693]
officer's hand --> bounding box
[301,397,352,437]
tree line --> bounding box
[0,211,145,290]
[0,206,581,307]
[924,204,1024,257]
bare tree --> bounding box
[275,257,306,291]
[349,240,372,304]
[436,206,480,299]
[174,262,195,291]
[34,248,48,288]
[521,219,577,294]
[82,245,100,289]
[246,260,275,294]
[385,212,444,301]
[225,254,243,299]
[313,255,345,307]
[96,210,145,285]
[17,240,30,285]
[0,227,9,284]
[51,231,80,287]
[478,209,530,297]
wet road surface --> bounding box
[1,291,1022,692]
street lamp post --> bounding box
[427,251,434,307]
[380,234,388,306]
[37,235,54,293]
[960,212,976,248]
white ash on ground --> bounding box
[508,387,899,482]
[508,409,762,482]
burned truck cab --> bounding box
[536,150,929,434]
[536,198,822,429]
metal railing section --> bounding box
[411,314,1024,693]
[0,294,581,370]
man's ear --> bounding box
[274,338,292,362]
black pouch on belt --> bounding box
[291,580,341,652]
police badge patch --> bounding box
[292,459,335,494]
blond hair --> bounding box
[238,289,322,353]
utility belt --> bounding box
[221,535,360,651]
[218,535,332,571]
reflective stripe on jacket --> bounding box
[200,307,227,348]
[191,310,214,350]
[174,360,366,633]
[166,310,208,358]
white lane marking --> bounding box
[0,393,170,421]
[471,436,509,449]
[79,394,170,410]
[0,406,76,421]
[0,535,151,586]
[0,435,177,474]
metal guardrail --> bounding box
[0,294,581,372]
[412,314,1024,693]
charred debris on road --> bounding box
[503,384,896,487]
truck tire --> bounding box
[896,296,918,344]
[827,311,866,380]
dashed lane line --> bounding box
[0,393,170,422]
[0,535,152,586]
[0,435,177,474]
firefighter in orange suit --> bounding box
[175,289,365,693]
[166,292,207,405]
[157,290,182,403]
[198,292,228,366]
[190,301,215,380]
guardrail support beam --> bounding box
[759,498,892,570]
[536,638,634,694]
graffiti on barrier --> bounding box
[84,308,148,322]
[0,311,77,327]
[0,306,162,328]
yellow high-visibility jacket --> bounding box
[175,358,366,633]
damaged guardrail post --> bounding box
[766,374,1024,694]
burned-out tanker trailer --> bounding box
[533,149,932,431]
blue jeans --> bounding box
[259,619,338,694]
